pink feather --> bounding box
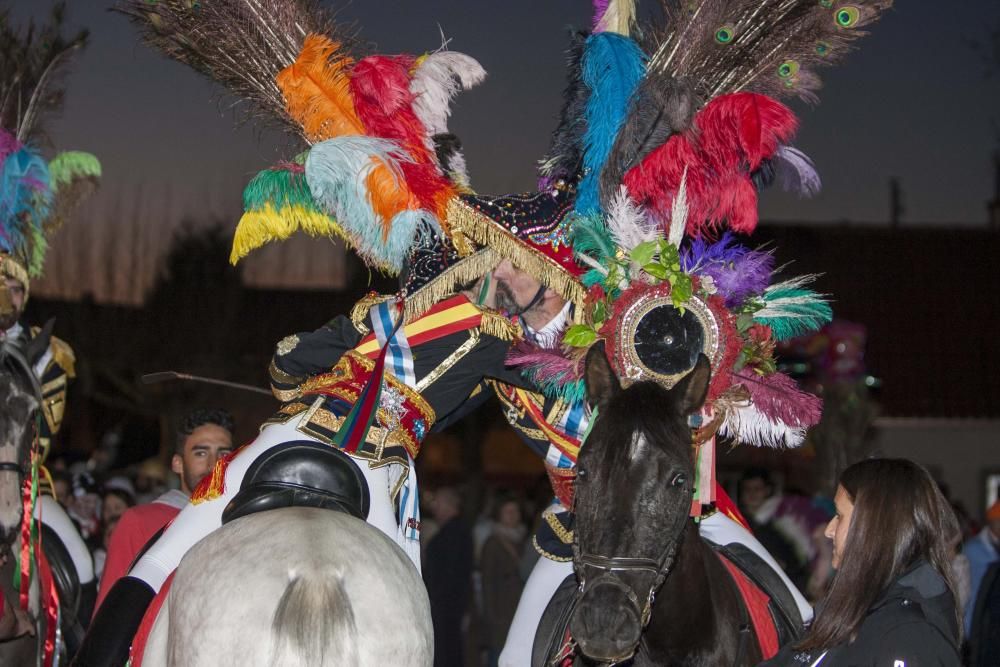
[735,370,822,428]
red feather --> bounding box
[623,93,797,237]
[350,55,454,218]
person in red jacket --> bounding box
[93,409,233,614]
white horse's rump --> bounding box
[141,507,432,667]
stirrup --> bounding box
[221,440,370,525]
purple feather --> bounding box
[592,0,610,29]
[681,233,774,307]
[736,370,822,428]
[773,146,821,198]
[0,129,21,164]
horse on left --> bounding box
[0,333,54,665]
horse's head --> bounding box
[0,336,45,547]
[569,343,710,663]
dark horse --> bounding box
[535,344,798,666]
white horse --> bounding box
[139,507,433,667]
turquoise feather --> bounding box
[754,276,833,341]
[305,136,419,273]
[569,212,616,287]
[575,32,647,216]
[0,146,52,272]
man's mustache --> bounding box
[494,281,526,316]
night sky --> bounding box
[14,1,1000,298]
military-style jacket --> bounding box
[266,293,525,486]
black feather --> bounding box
[598,72,694,209]
[433,133,463,175]
[538,31,590,188]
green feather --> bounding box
[242,165,317,213]
[48,152,101,192]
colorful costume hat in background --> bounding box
[0,2,101,306]
[120,0,498,314]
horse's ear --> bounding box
[25,318,55,366]
[585,341,620,410]
[674,354,711,416]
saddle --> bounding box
[221,441,370,525]
[711,542,804,649]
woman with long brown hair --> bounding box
[762,458,962,666]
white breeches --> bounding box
[498,512,813,666]
[34,494,95,584]
[698,511,813,623]
[129,416,420,592]
[498,554,574,667]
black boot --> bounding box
[70,576,154,667]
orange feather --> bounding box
[365,159,418,240]
[277,35,364,141]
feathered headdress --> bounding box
[534,0,891,238]
[0,4,100,297]
[118,0,489,288]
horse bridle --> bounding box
[566,503,690,665]
[0,338,43,479]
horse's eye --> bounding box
[671,473,687,487]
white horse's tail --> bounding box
[270,570,357,667]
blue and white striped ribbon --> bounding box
[370,300,416,388]
[545,400,588,469]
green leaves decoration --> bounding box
[564,324,598,347]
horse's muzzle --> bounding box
[569,579,643,663]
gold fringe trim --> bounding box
[445,198,587,312]
[402,247,501,323]
[478,308,522,342]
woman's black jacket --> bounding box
[760,561,961,666]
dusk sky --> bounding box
[14,1,1000,299]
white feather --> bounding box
[410,51,487,136]
[667,167,688,248]
[719,403,807,449]
[596,0,637,36]
[607,185,659,254]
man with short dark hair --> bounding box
[93,409,234,614]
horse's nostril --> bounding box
[570,591,643,662]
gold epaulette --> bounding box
[49,335,76,378]
[29,327,76,378]
[478,308,522,342]
[350,292,394,332]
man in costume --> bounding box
[94,408,235,613]
[87,1,891,664]
[0,9,102,655]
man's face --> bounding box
[0,277,25,330]
[492,260,544,315]
[740,477,772,513]
[172,423,233,494]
